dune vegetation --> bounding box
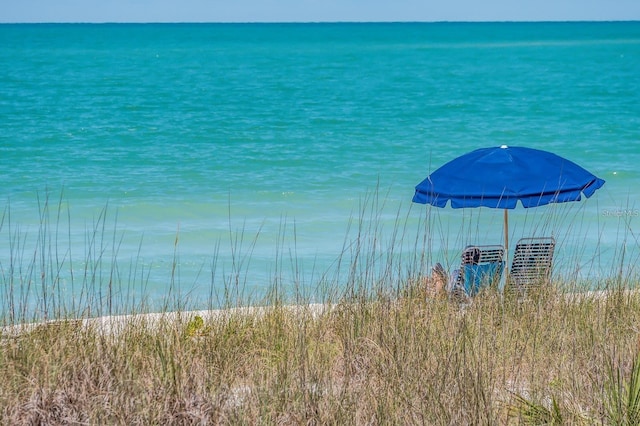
[1,200,639,424]
[3,281,640,424]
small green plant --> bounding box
[507,392,564,425]
[605,351,640,425]
[184,315,206,337]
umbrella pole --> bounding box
[504,209,509,274]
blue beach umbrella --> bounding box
[412,145,605,257]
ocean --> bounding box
[1,22,639,318]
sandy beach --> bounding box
[2,282,640,423]
[1,302,334,337]
[2,288,628,338]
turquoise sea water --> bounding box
[1,22,639,317]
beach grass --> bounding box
[1,198,640,424]
[3,282,640,424]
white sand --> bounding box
[1,303,332,337]
[2,288,636,338]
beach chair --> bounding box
[449,244,506,299]
[507,237,556,294]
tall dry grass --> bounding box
[3,285,640,424]
[1,194,640,424]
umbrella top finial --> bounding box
[500,145,508,149]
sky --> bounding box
[2,0,640,23]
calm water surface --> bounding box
[1,22,639,316]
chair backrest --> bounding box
[509,237,556,292]
[455,245,505,296]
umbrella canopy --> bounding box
[412,145,605,260]
[413,145,605,209]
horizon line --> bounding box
[2,19,640,25]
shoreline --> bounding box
[2,288,636,338]
[0,302,333,337]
